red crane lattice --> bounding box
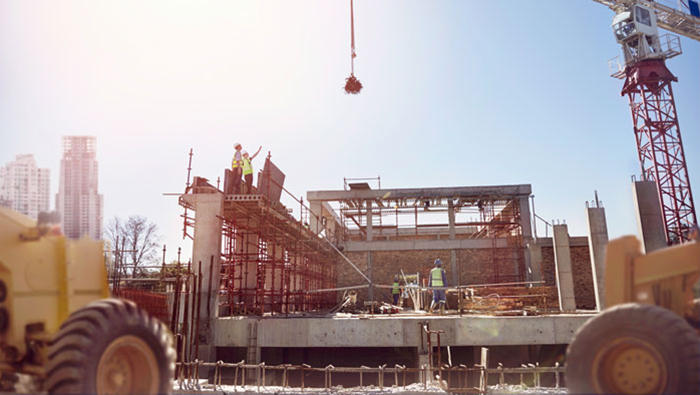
[622,59,697,244]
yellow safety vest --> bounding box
[232,152,242,169]
[392,281,400,295]
[431,267,444,287]
[242,157,253,175]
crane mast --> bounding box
[597,0,699,244]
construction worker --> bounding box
[231,143,243,194]
[241,146,262,194]
[690,224,699,242]
[392,275,401,306]
[429,258,447,313]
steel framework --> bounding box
[336,191,526,283]
[621,59,697,243]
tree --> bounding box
[105,215,161,276]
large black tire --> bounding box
[566,303,700,394]
[45,298,176,394]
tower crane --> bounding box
[594,0,700,244]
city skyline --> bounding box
[0,153,50,219]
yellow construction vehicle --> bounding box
[566,232,700,394]
[0,207,175,394]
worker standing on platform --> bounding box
[231,143,243,194]
[429,259,447,314]
[392,275,401,306]
[241,146,262,194]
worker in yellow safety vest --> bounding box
[231,143,243,194]
[392,275,401,306]
[428,259,447,313]
[241,146,262,194]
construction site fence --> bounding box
[175,360,565,394]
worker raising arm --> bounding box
[241,146,262,194]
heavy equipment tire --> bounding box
[45,298,176,394]
[566,303,700,394]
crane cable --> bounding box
[350,0,356,75]
[344,0,363,94]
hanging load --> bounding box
[344,0,363,94]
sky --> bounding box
[1,1,699,263]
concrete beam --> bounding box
[307,184,532,202]
[553,224,576,312]
[344,238,510,252]
[534,236,589,248]
[586,206,608,310]
[215,314,594,348]
[632,181,667,253]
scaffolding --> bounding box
[182,156,339,316]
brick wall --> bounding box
[539,245,595,310]
[338,241,596,310]
[341,248,523,304]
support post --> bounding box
[632,180,667,253]
[527,242,543,282]
[586,203,608,310]
[309,199,323,234]
[519,196,533,281]
[552,224,576,312]
[448,200,459,286]
[182,192,224,367]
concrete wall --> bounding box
[215,314,593,348]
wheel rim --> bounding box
[592,336,667,395]
[96,335,160,395]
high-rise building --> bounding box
[0,154,50,219]
[56,136,103,239]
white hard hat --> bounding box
[242,151,249,156]
[234,142,241,148]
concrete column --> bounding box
[586,206,608,310]
[309,199,323,234]
[527,242,543,282]
[632,181,667,253]
[246,321,260,380]
[448,200,459,285]
[366,200,375,300]
[518,196,533,240]
[518,196,533,281]
[367,251,374,300]
[552,224,576,312]
[182,192,224,364]
[366,200,373,241]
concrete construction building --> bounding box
[0,154,50,219]
[172,158,616,382]
[56,136,103,240]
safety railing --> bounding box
[174,360,565,393]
